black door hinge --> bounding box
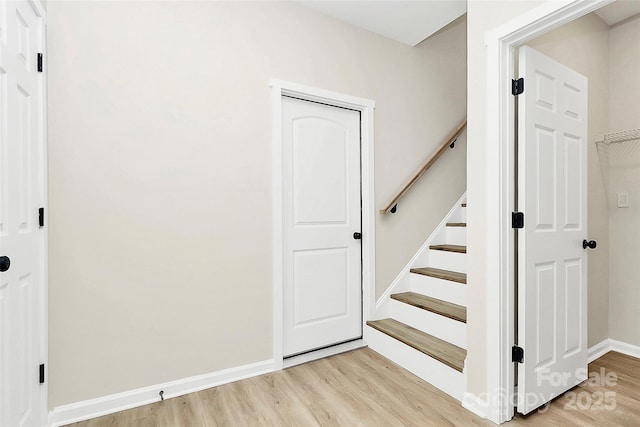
[512,78,524,96]
[512,212,524,229]
[39,207,44,227]
[39,364,45,384]
[512,346,524,363]
[37,53,43,72]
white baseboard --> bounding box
[48,359,274,427]
[461,392,489,420]
[609,339,640,359]
[588,339,612,363]
[588,338,640,363]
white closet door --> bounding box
[282,96,362,357]
[517,46,588,415]
[0,1,46,426]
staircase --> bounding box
[366,195,467,401]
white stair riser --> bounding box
[365,326,464,401]
[460,207,466,223]
[446,227,466,246]
[429,250,466,273]
[390,299,466,349]
[410,273,466,306]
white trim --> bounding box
[269,79,376,370]
[609,339,640,359]
[462,392,489,420]
[588,339,640,363]
[282,339,366,369]
[48,359,274,427]
[483,0,614,423]
[588,339,612,363]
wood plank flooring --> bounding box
[69,349,640,427]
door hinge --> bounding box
[512,78,524,96]
[37,53,43,73]
[39,364,45,384]
[512,346,524,363]
[512,211,524,229]
[39,207,44,227]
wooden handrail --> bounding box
[380,120,467,214]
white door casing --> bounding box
[516,46,588,415]
[0,0,47,426]
[281,96,362,357]
[481,1,610,423]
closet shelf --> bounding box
[595,128,640,144]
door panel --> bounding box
[0,1,45,425]
[282,96,361,357]
[517,46,588,415]
[293,248,348,325]
[293,118,348,225]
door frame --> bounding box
[269,79,375,370]
[483,0,612,423]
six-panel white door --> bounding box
[0,1,46,426]
[282,96,362,357]
[517,46,588,414]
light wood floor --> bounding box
[69,349,640,426]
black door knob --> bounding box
[583,240,597,249]
[0,256,10,272]
[353,232,361,240]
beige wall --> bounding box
[47,1,467,407]
[375,15,467,298]
[608,14,640,347]
[527,12,611,348]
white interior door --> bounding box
[517,46,588,414]
[0,1,46,425]
[282,96,362,357]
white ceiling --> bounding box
[298,1,638,48]
[595,0,640,26]
[298,1,467,47]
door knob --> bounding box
[582,240,597,249]
[353,232,361,240]
[0,256,10,272]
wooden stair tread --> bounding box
[429,244,466,253]
[446,222,466,227]
[410,267,466,284]
[391,292,466,323]
[461,203,467,207]
[366,319,466,372]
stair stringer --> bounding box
[370,192,467,320]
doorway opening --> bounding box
[484,0,639,422]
